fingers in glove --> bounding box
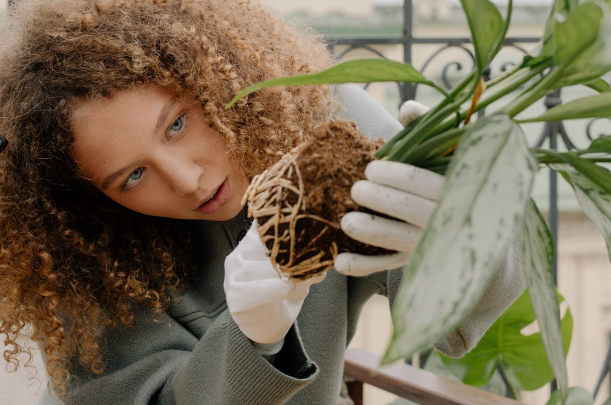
[399,100,430,127]
[227,260,281,283]
[334,252,411,277]
[227,278,308,313]
[365,161,444,201]
[351,180,435,228]
[340,212,421,252]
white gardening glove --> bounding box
[334,160,444,277]
[333,99,438,277]
[224,224,325,354]
[399,100,430,127]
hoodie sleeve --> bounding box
[52,306,317,405]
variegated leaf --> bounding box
[521,199,569,397]
[554,163,611,262]
[383,114,537,364]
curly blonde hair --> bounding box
[0,0,332,396]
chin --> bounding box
[199,203,246,222]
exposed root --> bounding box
[244,148,338,280]
[243,119,390,281]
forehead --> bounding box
[71,86,174,128]
[70,85,177,179]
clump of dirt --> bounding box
[244,118,393,281]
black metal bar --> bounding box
[549,128,559,285]
[593,332,611,399]
[543,90,563,287]
[402,0,415,101]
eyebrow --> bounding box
[100,97,180,191]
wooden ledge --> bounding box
[344,348,526,405]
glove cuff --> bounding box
[252,338,285,356]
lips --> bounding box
[195,178,230,215]
[202,186,221,205]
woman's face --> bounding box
[72,85,250,221]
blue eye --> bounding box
[168,113,187,138]
[122,167,145,191]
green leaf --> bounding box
[459,0,506,75]
[556,154,611,196]
[553,3,604,66]
[382,114,537,364]
[518,93,611,123]
[523,54,553,68]
[540,0,580,58]
[440,290,573,391]
[556,159,611,261]
[226,58,437,108]
[585,78,611,93]
[521,200,568,397]
[554,3,611,89]
[587,135,611,152]
[546,387,594,405]
[424,351,507,397]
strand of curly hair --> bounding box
[0,0,333,397]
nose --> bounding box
[156,152,203,195]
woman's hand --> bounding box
[334,99,442,277]
[224,224,325,353]
[334,161,444,276]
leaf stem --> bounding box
[385,85,477,162]
[532,147,611,164]
[503,67,566,118]
[402,127,466,164]
[484,62,523,89]
[422,61,552,141]
[477,61,552,113]
[376,71,477,160]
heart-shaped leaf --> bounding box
[440,290,573,391]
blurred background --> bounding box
[1,0,610,404]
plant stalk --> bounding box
[385,87,476,162]
[503,67,566,118]
[425,61,552,138]
[375,71,477,160]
